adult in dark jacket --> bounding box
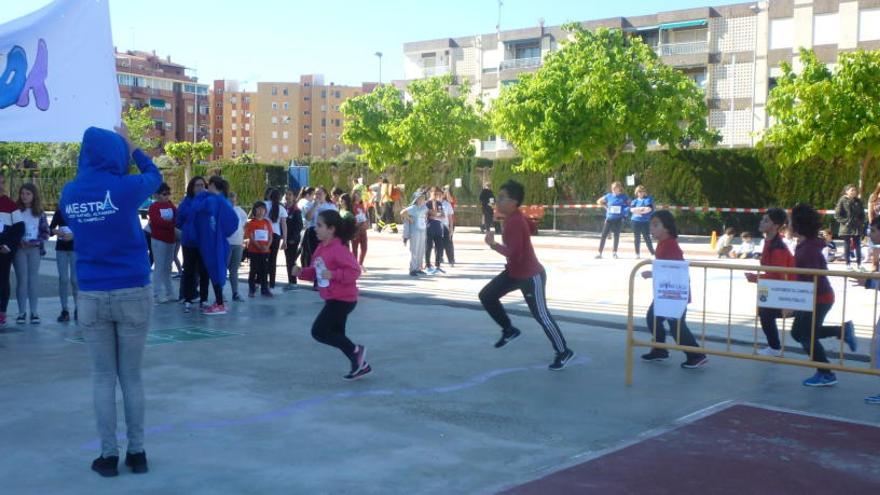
[192,176,238,314]
[59,125,161,477]
[176,176,208,310]
[834,184,866,270]
[479,182,495,234]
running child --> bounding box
[292,210,370,380]
[745,208,796,356]
[480,180,575,370]
[245,202,273,297]
[640,210,708,369]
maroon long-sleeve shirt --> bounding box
[494,209,542,279]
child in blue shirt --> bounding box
[596,181,629,259]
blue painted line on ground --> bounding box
[79,357,590,450]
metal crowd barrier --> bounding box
[626,260,880,385]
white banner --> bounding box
[0,0,120,142]
[653,260,690,319]
[756,279,815,312]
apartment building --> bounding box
[402,0,880,157]
[211,75,376,163]
[210,80,256,161]
[116,50,210,151]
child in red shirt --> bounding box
[293,209,369,380]
[147,183,177,303]
[640,210,708,369]
[480,180,574,371]
[244,202,273,297]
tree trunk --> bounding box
[184,160,192,188]
[605,152,617,186]
[859,153,872,196]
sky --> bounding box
[3,0,738,88]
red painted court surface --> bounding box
[502,404,880,495]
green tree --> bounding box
[122,106,160,152]
[492,24,719,183]
[762,48,880,193]
[341,84,409,172]
[164,140,214,185]
[393,74,489,175]
[233,153,255,165]
[0,142,50,168]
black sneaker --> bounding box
[15,314,26,325]
[91,455,119,477]
[57,310,70,323]
[283,284,298,292]
[494,327,522,348]
[232,294,245,302]
[641,349,670,362]
[124,451,148,474]
[30,314,40,325]
[351,345,367,374]
[344,363,372,381]
[681,355,708,369]
[409,270,419,277]
[549,349,575,371]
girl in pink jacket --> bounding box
[293,209,370,380]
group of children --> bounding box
[715,227,797,260]
[401,185,457,276]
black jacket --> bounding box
[835,195,866,236]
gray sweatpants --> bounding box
[80,285,152,457]
[227,244,244,297]
[13,246,41,316]
[56,250,78,311]
[151,238,175,300]
[409,230,426,272]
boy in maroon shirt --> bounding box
[480,180,575,370]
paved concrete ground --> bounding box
[1,230,878,494]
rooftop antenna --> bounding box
[496,0,503,33]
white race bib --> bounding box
[160,208,173,221]
[59,226,72,235]
[417,216,426,229]
[609,205,622,215]
[254,229,269,242]
[25,225,38,241]
[315,257,330,288]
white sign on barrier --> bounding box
[653,260,690,319]
[454,178,462,188]
[756,279,815,312]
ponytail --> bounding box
[318,209,357,243]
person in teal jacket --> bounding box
[193,176,239,315]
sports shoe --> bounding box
[124,451,149,474]
[91,455,119,477]
[409,270,419,277]
[843,320,857,352]
[416,270,427,276]
[803,371,837,387]
[30,314,40,325]
[57,310,70,323]
[548,349,575,371]
[757,347,782,357]
[344,363,372,380]
[494,327,521,348]
[172,273,181,279]
[183,302,193,313]
[594,254,603,259]
[426,267,437,275]
[283,284,298,292]
[612,252,618,259]
[248,291,256,298]
[351,345,367,374]
[261,290,274,298]
[202,304,227,315]
[15,313,26,325]
[435,267,446,274]
[865,394,880,405]
[681,355,708,369]
[232,293,245,302]
[641,349,669,362]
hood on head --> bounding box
[78,127,130,176]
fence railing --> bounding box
[656,40,709,56]
[500,57,542,70]
[626,259,880,385]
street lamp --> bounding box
[375,51,383,85]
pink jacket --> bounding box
[299,237,360,302]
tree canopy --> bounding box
[762,48,880,193]
[491,24,719,183]
[165,140,214,184]
[122,106,160,153]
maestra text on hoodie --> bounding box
[59,127,162,291]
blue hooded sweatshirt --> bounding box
[176,195,199,248]
[59,127,162,291]
[192,191,239,285]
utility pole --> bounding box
[375,51,383,85]
[496,0,503,32]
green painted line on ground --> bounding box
[66,326,242,347]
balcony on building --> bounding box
[403,38,455,80]
[500,39,542,73]
[631,19,709,67]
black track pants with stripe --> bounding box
[479,268,568,353]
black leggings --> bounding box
[0,252,11,312]
[632,221,654,256]
[646,303,705,359]
[444,230,455,264]
[791,302,842,371]
[311,300,358,362]
[425,231,445,268]
[841,235,862,266]
[598,218,623,254]
[212,282,224,306]
[182,246,209,303]
[301,227,318,269]
[248,252,270,293]
[758,307,782,350]
[285,234,301,286]
[478,268,567,353]
[268,233,282,288]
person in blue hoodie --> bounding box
[193,176,239,315]
[595,181,630,259]
[176,176,208,312]
[59,125,161,478]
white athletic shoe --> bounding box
[757,347,782,357]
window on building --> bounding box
[304,96,311,101]
[321,90,327,98]
[769,18,794,50]
[283,102,289,110]
[283,88,289,96]
[321,118,326,127]
[283,116,291,124]
[272,116,278,124]
[334,91,341,99]
[244,137,250,144]
[216,102,222,108]
[232,137,238,145]
[231,123,238,130]
[244,96,251,104]
[272,131,278,139]
[283,131,289,139]
[230,96,238,104]
[187,124,194,133]
[165,122,173,130]
[860,9,880,41]
[216,129,222,134]
[304,111,310,116]
[244,123,250,131]
[321,105,327,111]
[272,102,278,110]
[231,110,237,117]
[335,119,341,127]
[272,145,278,153]
[813,13,839,45]
[272,87,278,95]
[232,151,237,158]
[187,105,194,114]
[283,145,289,153]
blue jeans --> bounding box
[80,285,152,457]
[55,250,78,311]
[13,246,41,316]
